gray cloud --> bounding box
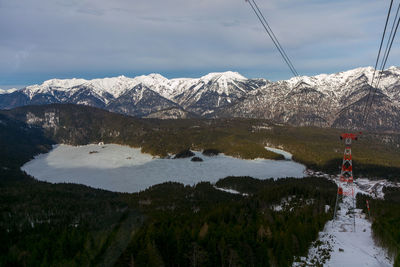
[0,0,396,85]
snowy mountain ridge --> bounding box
[20,71,248,100]
[0,70,265,118]
[1,67,400,129]
[286,66,400,102]
[218,66,400,129]
[0,88,18,94]
[4,67,396,101]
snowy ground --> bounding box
[21,144,305,193]
[355,178,400,199]
[293,177,395,267]
[265,146,293,160]
[214,186,248,196]
[307,169,400,199]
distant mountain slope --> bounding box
[1,67,400,129]
[0,113,55,171]
[217,67,400,130]
[0,72,261,119]
[171,72,269,115]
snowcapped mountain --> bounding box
[217,67,400,130]
[172,71,269,115]
[0,67,399,129]
[0,71,262,119]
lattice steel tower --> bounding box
[333,133,359,232]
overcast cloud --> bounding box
[0,0,397,87]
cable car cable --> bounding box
[364,3,400,124]
[377,3,400,78]
[250,0,299,76]
[374,3,400,89]
[246,0,299,78]
[361,0,394,125]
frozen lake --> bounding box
[22,144,306,193]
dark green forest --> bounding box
[357,188,400,266]
[0,169,143,267]
[1,170,337,266]
[1,104,399,266]
[115,177,336,267]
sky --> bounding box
[0,0,398,88]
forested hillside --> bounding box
[0,113,53,169]
[357,188,400,266]
[1,169,337,266]
[0,170,143,266]
[116,177,336,266]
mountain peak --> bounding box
[41,78,87,89]
[388,66,400,72]
[87,76,138,98]
[200,71,246,82]
[134,73,169,84]
[147,73,168,80]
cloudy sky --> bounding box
[0,0,398,88]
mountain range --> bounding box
[1,67,399,130]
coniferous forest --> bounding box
[357,188,400,266]
[1,170,337,266]
[0,104,399,266]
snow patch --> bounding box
[199,71,246,83]
[265,146,293,160]
[214,186,248,196]
[0,88,18,94]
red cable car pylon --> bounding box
[333,133,360,232]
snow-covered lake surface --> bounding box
[22,144,306,193]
